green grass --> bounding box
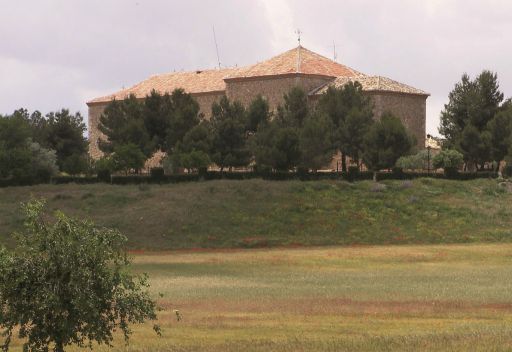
[8,244,512,351]
[1,178,512,249]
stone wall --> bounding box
[88,75,426,171]
[368,92,426,149]
[87,92,224,162]
[193,91,224,119]
[225,74,333,111]
[87,103,108,160]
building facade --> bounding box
[87,46,429,164]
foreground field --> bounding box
[8,243,512,351]
[1,178,511,249]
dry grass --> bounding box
[8,243,512,351]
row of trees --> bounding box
[0,109,89,182]
[439,70,512,171]
[98,84,416,179]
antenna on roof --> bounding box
[295,29,302,73]
[333,41,337,62]
[212,25,221,69]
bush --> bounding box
[97,169,111,183]
[51,176,98,185]
[150,167,165,180]
[94,157,113,183]
[504,164,512,178]
[346,166,360,182]
[112,144,146,174]
[396,150,431,170]
[0,200,159,351]
[433,149,464,170]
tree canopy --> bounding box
[0,115,58,182]
[0,200,159,352]
[316,82,374,170]
[362,112,415,180]
[210,96,250,170]
[439,70,508,169]
[98,89,201,171]
[98,94,154,158]
[299,111,335,171]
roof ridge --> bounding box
[311,75,429,96]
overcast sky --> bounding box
[1,0,511,136]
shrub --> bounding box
[150,167,165,180]
[396,150,431,170]
[0,200,159,351]
[346,166,360,182]
[504,164,512,178]
[112,143,146,174]
[433,149,464,177]
[94,157,113,183]
[433,149,464,169]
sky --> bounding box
[1,0,511,137]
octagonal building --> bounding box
[87,46,429,162]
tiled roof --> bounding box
[88,68,239,104]
[312,75,429,96]
[226,46,361,79]
[87,46,427,105]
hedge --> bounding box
[0,170,500,188]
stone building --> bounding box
[87,46,429,164]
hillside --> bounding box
[0,178,511,250]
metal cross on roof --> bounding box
[295,29,302,45]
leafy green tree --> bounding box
[169,122,212,172]
[433,149,464,177]
[143,89,201,152]
[280,87,308,127]
[253,121,301,172]
[317,82,374,171]
[0,114,59,182]
[98,95,153,158]
[0,115,32,179]
[487,106,512,169]
[4,108,87,175]
[251,87,309,172]
[299,111,335,171]
[433,149,464,169]
[439,71,504,167]
[61,154,90,176]
[339,107,374,167]
[40,109,88,174]
[111,143,147,174]
[458,124,491,170]
[99,90,201,171]
[159,89,201,153]
[210,96,250,171]
[362,112,415,181]
[28,141,59,181]
[395,149,431,170]
[246,95,271,133]
[0,200,159,352]
[174,150,211,172]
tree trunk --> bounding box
[341,152,347,173]
[54,340,64,352]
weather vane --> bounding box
[295,29,302,45]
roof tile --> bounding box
[312,75,429,96]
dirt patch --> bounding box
[160,297,512,317]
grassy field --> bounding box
[7,243,512,351]
[1,178,511,249]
